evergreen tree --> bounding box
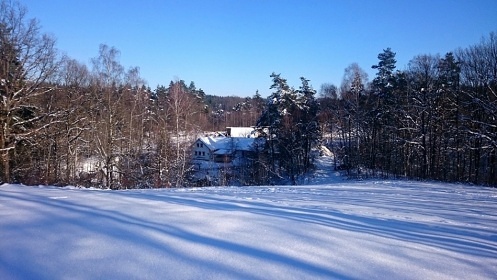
[367,48,399,174]
[253,90,265,110]
[298,77,320,172]
[257,73,320,183]
[371,48,397,96]
[257,73,289,179]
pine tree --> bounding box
[372,48,397,96]
[257,73,287,179]
[256,73,320,183]
[367,48,399,174]
[298,77,320,172]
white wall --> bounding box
[193,140,211,160]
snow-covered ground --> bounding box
[1,158,496,279]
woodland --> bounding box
[1,0,496,188]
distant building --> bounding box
[226,127,256,137]
[191,129,266,184]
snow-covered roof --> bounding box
[213,149,230,155]
[226,127,255,137]
[198,136,263,154]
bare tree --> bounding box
[340,63,369,99]
[55,57,91,184]
[338,63,368,175]
[90,44,125,188]
[457,32,497,185]
[0,0,59,182]
[166,80,200,186]
[406,54,440,178]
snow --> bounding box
[199,136,263,153]
[226,127,255,137]
[1,161,496,279]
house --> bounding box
[226,127,256,137]
[192,136,264,163]
[191,135,266,184]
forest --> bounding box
[1,0,496,188]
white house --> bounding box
[192,136,263,163]
[191,135,265,183]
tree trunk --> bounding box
[1,150,10,183]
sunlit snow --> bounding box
[1,159,496,279]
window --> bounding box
[202,152,205,156]
[194,151,197,156]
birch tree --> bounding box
[90,44,125,188]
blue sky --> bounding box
[22,0,497,97]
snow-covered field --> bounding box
[1,158,496,279]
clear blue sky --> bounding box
[22,0,497,97]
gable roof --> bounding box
[197,136,264,155]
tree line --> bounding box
[321,34,497,186]
[1,0,495,187]
[0,0,272,188]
